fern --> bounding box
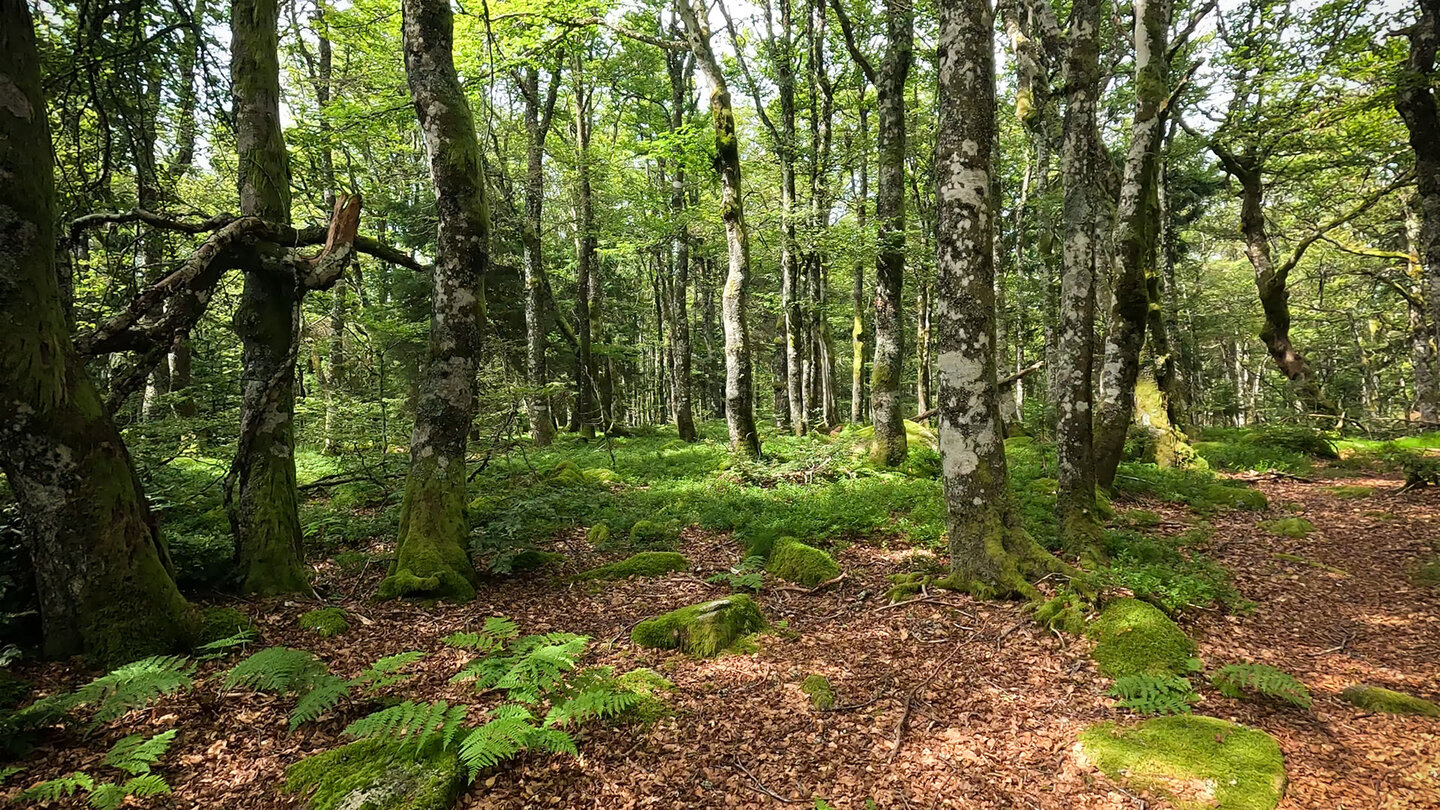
[1210,663,1312,708]
[194,630,258,661]
[1107,675,1200,716]
[352,651,425,693]
[454,633,588,702]
[223,647,329,695]
[50,656,195,730]
[343,700,470,752]
[104,729,177,775]
[20,772,95,802]
[443,617,520,654]
[542,668,641,728]
[0,765,22,785]
[88,774,171,810]
[456,714,545,778]
[288,674,351,732]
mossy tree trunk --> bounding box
[520,64,560,447]
[934,0,1065,598]
[1400,0,1440,424]
[1055,0,1103,559]
[230,0,311,597]
[1093,0,1171,491]
[678,0,760,458]
[381,0,489,601]
[0,3,195,664]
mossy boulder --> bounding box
[1079,715,1286,810]
[299,607,349,638]
[587,523,612,546]
[198,606,257,644]
[1259,517,1314,538]
[1203,484,1268,511]
[508,550,566,573]
[801,675,835,710]
[765,538,841,587]
[285,738,465,810]
[1339,684,1440,716]
[575,552,689,581]
[631,595,766,657]
[1087,598,1198,678]
[1326,485,1373,499]
[545,460,588,488]
[616,668,676,724]
[627,520,681,551]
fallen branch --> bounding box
[731,755,804,804]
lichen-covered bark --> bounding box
[520,65,559,446]
[851,96,870,424]
[0,3,195,663]
[381,0,489,601]
[665,47,698,442]
[1093,0,1171,491]
[1054,0,1102,559]
[1400,0,1440,423]
[230,0,310,596]
[934,0,1066,598]
[678,0,760,457]
[1407,205,1440,421]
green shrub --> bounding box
[765,538,841,587]
[20,730,177,810]
[1246,425,1339,459]
[574,552,689,581]
[300,608,350,638]
[1087,598,1199,678]
[1211,663,1311,709]
[631,596,767,657]
[707,555,766,592]
[1339,684,1440,716]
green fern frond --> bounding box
[222,647,328,695]
[288,675,351,732]
[342,700,470,751]
[542,669,642,728]
[104,729,177,775]
[194,631,258,661]
[88,774,171,810]
[61,656,196,729]
[456,717,538,779]
[1107,675,1200,716]
[1210,663,1312,708]
[20,772,95,801]
[525,727,577,757]
[0,765,22,785]
[455,633,588,702]
[444,617,521,654]
[352,651,425,693]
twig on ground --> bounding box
[731,755,804,804]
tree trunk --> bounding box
[1092,0,1170,490]
[851,96,869,424]
[380,0,489,601]
[678,0,760,457]
[521,65,559,446]
[572,73,598,440]
[0,3,195,663]
[230,0,310,596]
[915,281,931,415]
[935,0,1064,597]
[1055,0,1102,558]
[1408,203,1440,421]
[1152,143,1191,429]
[666,49,698,441]
[1400,0,1440,424]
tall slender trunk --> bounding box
[1093,0,1170,490]
[230,0,310,596]
[572,73,598,440]
[808,2,837,430]
[521,65,559,446]
[678,0,760,456]
[915,282,931,414]
[667,46,698,441]
[1399,0,1440,424]
[0,2,194,663]
[851,96,869,424]
[1408,203,1440,421]
[1055,0,1102,558]
[382,0,489,601]
[1153,144,1191,428]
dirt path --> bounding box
[9,478,1440,809]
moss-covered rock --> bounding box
[1326,485,1373,499]
[198,606,257,643]
[801,675,835,710]
[575,552,689,581]
[1087,598,1198,678]
[1203,484,1268,511]
[631,595,766,657]
[1034,589,1089,635]
[627,520,681,551]
[765,538,841,587]
[285,738,465,810]
[1259,517,1314,538]
[299,607,349,638]
[616,668,676,724]
[1079,715,1286,810]
[508,550,566,573]
[587,523,612,546]
[546,460,588,488]
[1339,684,1440,716]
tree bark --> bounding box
[1092,0,1170,490]
[380,0,489,601]
[1055,0,1102,558]
[678,0,761,457]
[572,70,599,440]
[520,65,560,446]
[666,44,699,441]
[851,91,869,424]
[229,0,311,596]
[0,1,195,663]
[1400,0,1440,424]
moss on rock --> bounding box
[616,668,676,724]
[284,738,465,810]
[299,607,349,638]
[587,523,612,546]
[1326,485,1373,499]
[765,538,841,587]
[1339,684,1440,716]
[1079,715,1286,810]
[1259,517,1314,538]
[1203,484,1268,511]
[198,606,257,643]
[1088,598,1198,678]
[508,550,566,573]
[575,552,689,581]
[631,595,766,657]
[801,675,835,710]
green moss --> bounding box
[1339,684,1440,716]
[1412,556,1440,588]
[1326,485,1373,499]
[299,607,349,638]
[1033,589,1089,635]
[546,460,588,488]
[1118,509,1163,528]
[575,552,689,581]
[284,738,465,810]
[1202,484,1268,511]
[380,456,477,602]
[631,595,767,657]
[627,520,681,551]
[616,668,675,724]
[765,538,841,587]
[508,550,566,572]
[801,675,835,710]
[0,670,31,711]
[1079,716,1286,810]
[1087,598,1199,678]
[198,606,256,643]
[1258,517,1314,538]
[587,523,612,546]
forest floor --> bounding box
[5,436,1440,809]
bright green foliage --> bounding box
[1079,716,1286,810]
[575,552,690,581]
[343,700,471,752]
[1339,684,1440,716]
[541,668,643,728]
[587,523,612,546]
[285,737,465,810]
[223,647,330,694]
[20,655,195,732]
[707,555,766,592]
[1107,675,1200,716]
[1211,664,1312,709]
[615,668,675,724]
[443,616,521,655]
[352,652,427,694]
[1246,425,1338,459]
[765,538,841,587]
[1259,517,1314,538]
[452,632,588,703]
[198,607,257,645]
[801,675,835,710]
[103,729,177,774]
[1033,589,1090,635]
[1326,485,1373,499]
[631,595,767,658]
[299,607,350,638]
[1202,484,1269,510]
[21,730,177,809]
[1096,530,1241,613]
[1087,599,1200,678]
[627,520,682,550]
